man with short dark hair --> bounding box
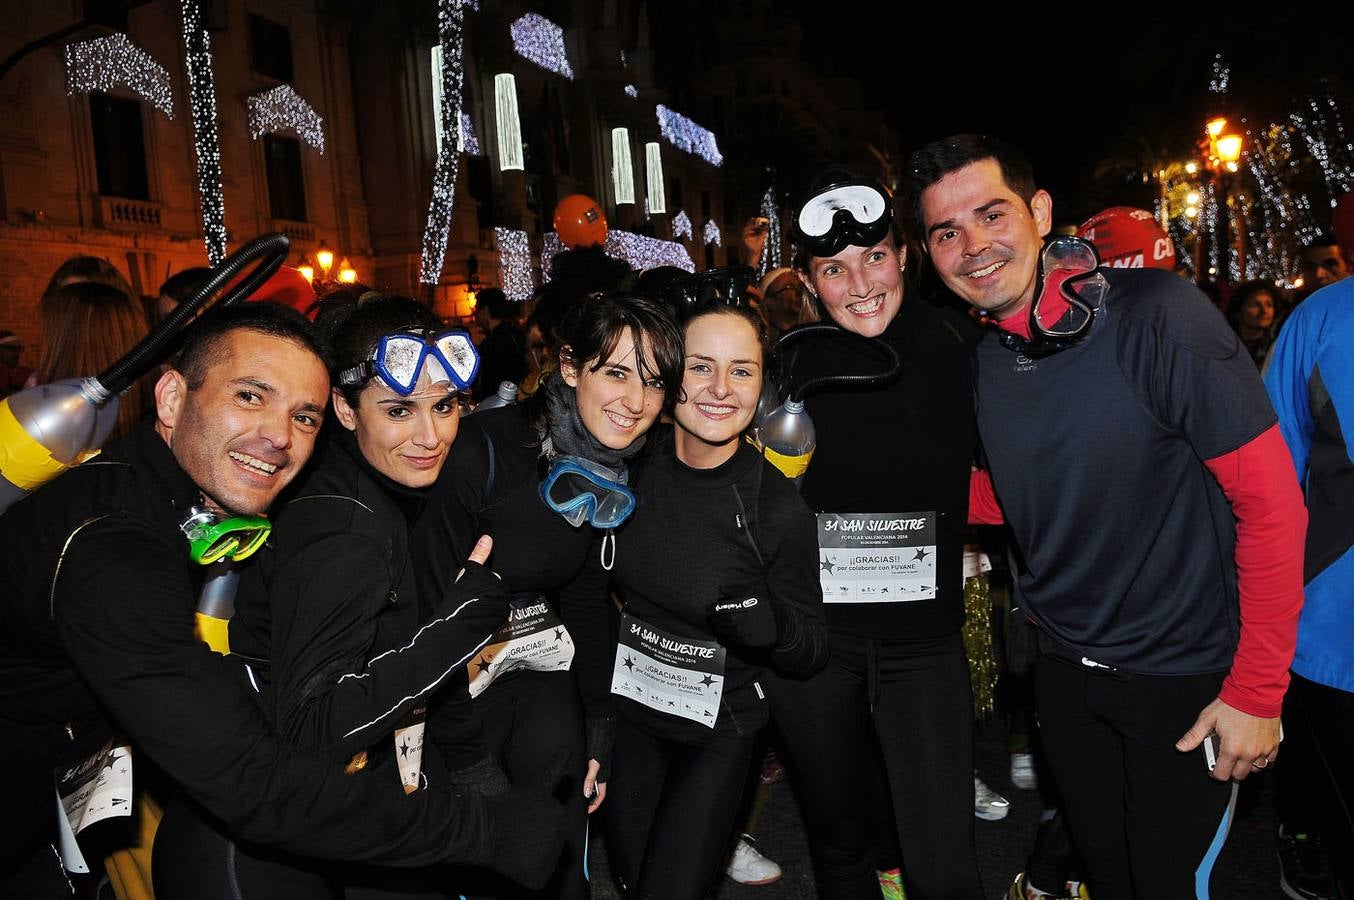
[0,304,560,895]
[1297,234,1350,302]
[156,266,213,321]
[472,287,526,402]
[907,134,1308,899]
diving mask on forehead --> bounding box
[997,236,1107,358]
[337,329,480,395]
[791,180,893,258]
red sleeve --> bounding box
[968,467,1004,526]
[1203,424,1306,718]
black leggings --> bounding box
[1033,653,1234,900]
[604,716,754,899]
[1284,673,1354,891]
[766,630,981,899]
[457,670,588,900]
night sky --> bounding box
[774,0,1352,225]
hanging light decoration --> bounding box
[655,104,723,166]
[179,0,227,263]
[758,185,781,276]
[703,218,721,247]
[645,143,666,215]
[246,84,324,153]
[540,230,694,279]
[624,84,638,99]
[431,44,481,158]
[494,73,524,172]
[419,0,466,285]
[494,227,534,300]
[509,13,573,79]
[460,112,480,156]
[611,128,635,205]
[64,33,174,118]
[672,210,693,241]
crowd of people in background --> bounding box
[0,133,1351,900]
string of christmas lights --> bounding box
[510,13,573,80]
[495,227,534,300]
[65,33,174,118]
[656,105,723,166]
[1208,53,1229,95]
[461,112,480,155]
[672,210,693,241]
[179,0,227,263]
[540,230,694,279]
[703,218,721,247]
[246,84,324,153]
[758,185,781,276]
[419,0,465,285]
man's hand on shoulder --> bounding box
[1176,696,1281,782]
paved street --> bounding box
[588,722,1282,898]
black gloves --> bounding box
[707,583,781,649]
[585,715,615,783]
[480,747,570,891]
[441,561,512,631]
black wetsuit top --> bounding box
[612,430,829,740]
[230,431,506,779]
[0,422,495,879]
[790,297,977,640]
[411,406,613,765]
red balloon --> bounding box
[553,194,608,248]
[1076,207,1176,271]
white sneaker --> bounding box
[1010,752,1038,791]
[726,834,782,886]
[975,775,1011,821]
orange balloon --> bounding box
[554,194,608,248]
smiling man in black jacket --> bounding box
[0,304,557,897]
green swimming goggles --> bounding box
[180,505,272,565]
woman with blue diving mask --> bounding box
[155,294,571,899]
[410,293,683,899]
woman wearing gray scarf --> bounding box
[411,294,683,898]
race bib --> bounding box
[611,611,726,729]
[393,707,426,794]
[962,546,992,581]
[817,512,938,603]
[54,741,133,872]
[467,594,575,698]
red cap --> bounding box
[225,266,317,317]
[1076,207,1176,270]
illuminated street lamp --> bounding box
[337,258,357,284]
[316,242,335,279]
[297,256,315,284]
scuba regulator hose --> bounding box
[0,232,292,513]
[753,322,902,484]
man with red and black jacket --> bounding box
[907,135,1307,900]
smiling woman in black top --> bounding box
[410,294,685,899]
[604,302,828,899]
